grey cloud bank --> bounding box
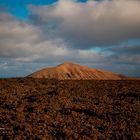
[29,0,140,47]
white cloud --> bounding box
[0,12,107,66]
[29,0,140,48]
[0,13,71,61]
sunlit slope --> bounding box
[28,62,127,80]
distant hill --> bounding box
[27,62,129,80]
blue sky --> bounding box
[0,0,58,19]
[0,0,140,77]
[0,0,90,19]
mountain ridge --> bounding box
[28,62,129,80]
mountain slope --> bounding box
[28,62,127,80]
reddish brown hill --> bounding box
[28,62,127,80]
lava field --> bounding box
[0,78,140,140]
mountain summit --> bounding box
[28,62,127,80]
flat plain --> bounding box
[0,78,140,140]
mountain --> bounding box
[28,62,128,80]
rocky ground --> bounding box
[0,78,140,140]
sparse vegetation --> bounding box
[0,78,139,139]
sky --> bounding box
[0,0,140,77]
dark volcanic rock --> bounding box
[0,78,140,140]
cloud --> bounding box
[111,44,140,55]
[0,12,71,61]
[0,11,108,63]
[0,0,140,77]
[0,12,107,72]
[0,13,39,58]
[29,0,140,48]
[104,44,140,65]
